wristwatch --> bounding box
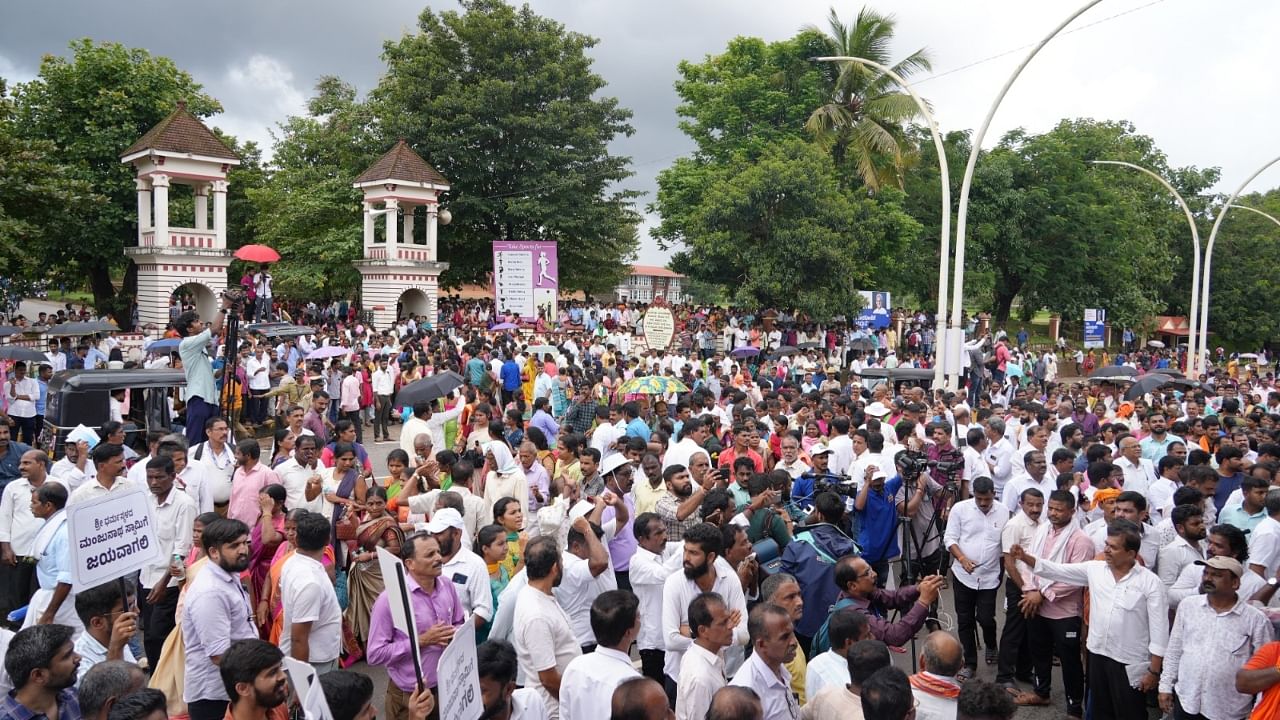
[1268,577,1279,588]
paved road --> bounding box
[345,422,1078,719]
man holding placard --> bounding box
[367,533,464,720]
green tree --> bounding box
[964,119,1217,326]
[0,79,98,299]
[651,31,834,253]
[372,0,639,295]
[1205,189,1280,348]
[247,77,379,301]
[667,138,920,319]
[11,39,221,323]
[804,6,932,190]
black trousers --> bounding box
[374,395,392,439]
[1029,614,1084,716]
[1173,694,1210,720]
[10,416,36,446]
[953,579,997,669]
[188,699,228,720]
[614,570,631,592]
[344,410,363,444]
[1087,651,1148,720]
[995,578,1032,684]
[640,649,665,684]
[0,562,35,620]
[139,583,179,665]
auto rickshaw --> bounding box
[39,369,187,458]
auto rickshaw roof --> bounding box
[46,369,188,393]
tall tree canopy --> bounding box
[1205,189,1280,348]
[10,39,221,322]
[372,0,640,295]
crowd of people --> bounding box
[2,294,1280,720]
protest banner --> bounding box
[641,306,675,350]
[66,487,160,591]
[377,546,424,688]
[438,620,482,720]
[282,657,335,720]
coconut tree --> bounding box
[805,6,933,190]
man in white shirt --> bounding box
[139,456,196,664]
[0,450,52,618]
[1114,436,1157,502]
[676,591,734,720]
[1157,504,1205,590]
[559,590,641,720]
[244,347,271,426]
[1011,518,1169,720]
[273,435,325,513]
[50,439,95,494]
[71,577,138,682]
[153,436,214,515]
[555,514,617,652]
[1000,450,1053,520]
[804,607,870,701]
[662,523,750,685]
[399,394,464,459]
[190,416,236,507]
[371,357,395,444]
[475,639,549,720]
[996,486,1041,691]
[630,513,674,684]
[513,536,582,720]
[962,428,987,490]
[281,511,342,673]
[3,362,39,446]
[425,508,493,631]
[826,418,854,477]
[729,604,800,720]
[982,419,1015,500]
[944,476,1010,677]
[69,443,137,506]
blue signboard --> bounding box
[857,291,891,330]
[1084,308,1106,349]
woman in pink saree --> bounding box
[249,484,287,636]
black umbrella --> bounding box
[1168,377,1201,390]
[0,326,25,338]
[396,371,465,407]
[796,342,820,350]
[1088,364,1138,379]
[847,337,877,351]
[769,346,799,359]
[1123,373,1174,401]
[0,346,51,362]
[45,321,118,337]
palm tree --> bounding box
[804,6,933,190]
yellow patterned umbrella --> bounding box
[617,375,689,395]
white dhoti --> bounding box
[22,587,83,640]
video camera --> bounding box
[808,471,857,499]
[899,448,965,495]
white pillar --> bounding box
[426,205,439,262]
[402,206,415,246]
[363,198,373,252]
[135,179,152,245]
[194,185,209,230]
[363,201,375,253]
[152,174,170,247]
[384,199,399,256]
[211,180,229,248]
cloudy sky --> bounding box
[3,0,1279,266]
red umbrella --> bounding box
[234,244,281,263]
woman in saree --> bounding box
[344,485,404,648]
[383,448,411,503]
[492,496,526,579]
[250,484,288,634]
[325,441,368,564]
[525,426,557,482]
[270,427,295,469]
[475,524,510,643]
[259,509,336,644]
[481,442,528,525]
[149,512,221,716]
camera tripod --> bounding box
[894,473,956,671]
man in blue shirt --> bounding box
[499,353,522,407]
[35,363,51,432]
[0,423,32,490]
[855,465,902,588]
[623,401,651,442]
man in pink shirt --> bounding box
[339,366,363,445]
[1014,489,1093,716]
[227,442,281,526]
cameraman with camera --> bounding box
[175,294,234,445]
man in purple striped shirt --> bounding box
[367,533,465,720]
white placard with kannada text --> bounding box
[66,487,161,591]
[642,307,675,350]
[438,620,482,720]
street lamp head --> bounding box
[438,209,452,226]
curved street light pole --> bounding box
[1197,155,1280,375]
[1227,203,1280,229]
[949,0,1104,383]
[814,55,951,389]
[1088,160,1201,376]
